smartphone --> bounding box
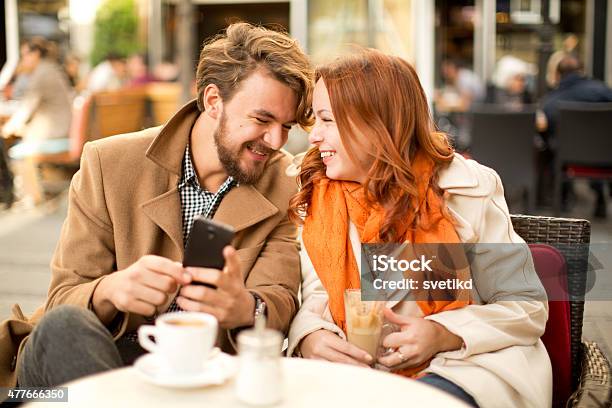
[183,216,235,286]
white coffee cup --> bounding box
[138,312,218,376]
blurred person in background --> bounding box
[485,55,534,110]
[540,55,612,218]
[152,57,180,82]
[0,141,13,208]
[0,43,34,207]
[2,41,40,101]
[86,52,128,92]
[435,59,485,150]
[8,44,33,100]
[546,34,579,89]
[541,56,612,134]
[126,53,156,87]
[0,37,73,204]
[436,59,485,112]
[63,53,84,92]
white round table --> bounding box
[25,357,470,407]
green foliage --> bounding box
[90,0,140,66]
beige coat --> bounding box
[287,153,552,408]
[3,60,73,141]
[0,101,301,388]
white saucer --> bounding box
[134,349,237,388]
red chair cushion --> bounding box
[529,244,572,407]
[565,165,612,179]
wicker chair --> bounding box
[511,214,612,407]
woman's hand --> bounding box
[299,329,373,367]
[377,308,463,369]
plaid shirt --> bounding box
[177,143,236,244]
[124,144,235,341]
[167,144,236,312]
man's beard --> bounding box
[214,113,273,185]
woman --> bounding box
[2,37,73,153]
[1,37,73,204]
[485,55,534,110]
[286,49,551,408]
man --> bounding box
[540,55,612,217]
[541,55,612,136]
[1,22,313,389]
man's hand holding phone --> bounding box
[93,217,255,329]
[177,217,256,329]
[178,246,255,329]
[92,255,192,325]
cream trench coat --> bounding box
[287,153,552,408]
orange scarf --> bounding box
[302,152,471,376]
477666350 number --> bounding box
[1,387,68,402]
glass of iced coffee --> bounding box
[344,289,384,362]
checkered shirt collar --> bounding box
[178,144,237,192]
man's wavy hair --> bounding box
[196,22,314,129]
[288,49,455,242]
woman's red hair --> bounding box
[288,49,455,242]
